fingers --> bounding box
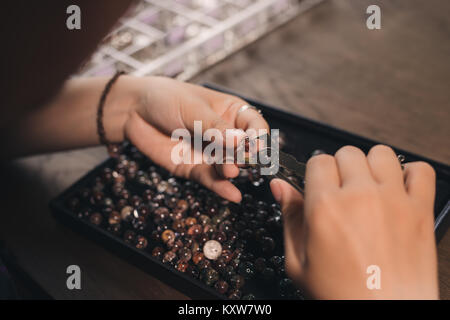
[270,179,305,279]
[305,154,340,194]
[367,145,404,187]
[335,146,373,186]
[404,161,436,207]
[190,164,242,203]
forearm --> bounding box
[1,76,140,159]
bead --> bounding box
[176,261,189,273]
[242,294,256,300]
[120,206,133,221]
[213,231,227,243]
[221,249,233,263]
[192,252,205,265]
[261,267,275,281]
[136,236,148,249]
[221,265,236,281]
[228,290,242,300]
[230,274,245,289]
[89,212,103,226]
[238,262,255,279]
[107,211,121,225]
[162,251,177,264]
[185,217,197,227]
[178,248,192,262]
[161,229,175,244]
[214,280,229,294]
[254,257,266,273]
[197,259,212,270]
[203,240,222,260]
[186,265,200,279]
[107,223,122,235]
[201,268,219,286]
[214,257,227,273]
[261,236,275,254]
[176,199,189,213]
[269,256,283,269]
[279,278,295,297]
[123,230,136,244]
[131,216,146,231]
[187,224,202,237]
[152,246,164,259]
[198,214,210,226]
[172,219,185,232]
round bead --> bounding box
[136,236,148,249]
[228,290,242,300]
[203,240,222,260]
[214,280,229,294]
[89,212,103,226]
[152,247,164,259]
[238,262,255,279]
[120,206,133,221]
[192,252,205,265]
[161,229,176,244]
[178,248,192,262]
[108,211,121,225]
[230,274,245,289]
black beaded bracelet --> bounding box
[96,71,125,157]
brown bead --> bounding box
[154,207,170,219]
[198,214,211,226]
[198,259,211,270]
[213,231,227,243]
[230,275,245,289]
[161,229,175,244]
[108,211,121,225]
[89,212,103,225]
[152,246,164,259]
[193,252,205,265]
[123,230,136,244]
[136,236,148,249]
[176,199,189,213]
[187,224,202,237]
[228,289,242,300]
[185,217,197,227]
[172,219,185,232]
[221,249,233,263]
[191,241,200,253]
[176,260,189,273]
[214,280,229,295]
[162,250,177,264]
[178,248,192,262]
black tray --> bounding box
[50,83,450,299]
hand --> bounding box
[270,145,438,299]
[116,76,269,203]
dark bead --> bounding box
[67,197,80,210]
[107,223,122,235]
[293,289,305,300]
[238,262,255,279]
[254,228,267,242]
[176,260,189,273]
[116,198,128,211]
[90,191,104,206]
[123,230,136,244]
[261,267,275,281]
[151,230,161,242]
[172,219,185,232]
[228,290,242,300]
[186,265,200,279]
[154,207,170,220]
[221,265,236,281]
[152,246,164,259]
[198,214,210,226]
[131,216,146,231]
[221,249,233,263]
[230,275,245,289]
[108,211,121,225]
[213,231,227,243]
[201,268,219,286]
[218,220,232,233]
[176,199,189,213]
[234,220,246,232]
[178,248,192,262]
[214,257,227,273]
[197,259,212,270]
[242,294,256,300]
[76,209,90,219]
[137,204,150,217]
[269,256,283,268]
[166,196,178,209]
[214,280,229,294]
[261,237,275,254]
[279,278,295,297]
[230,258,240,270]
[89,212,103,226]
[254,257,267,273]
[136,236,148,249]
[142,189,154,202]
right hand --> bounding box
[270,145,439,299]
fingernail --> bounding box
[270,179,282,202]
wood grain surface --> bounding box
[0,0,448,299]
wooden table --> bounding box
[0,0,449,299]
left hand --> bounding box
[116,76,269,203]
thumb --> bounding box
[270,178,306,280]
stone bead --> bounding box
[203,240,222,260]
[192,252,205,265]
[120,206,134,221]
[131,216,146,231]
[162,250,177,264]
[161,229,176,244]
[213,231,227,243]
[176,199,189,213]
[254,257,267,273]
[269,256,283,269]
[108,211,121,225]
[221,249,233,263]
[172,219,185,232]
[242,294,256,300]
[201,268,219,286]
[185,217,197,227]
[136,236,148,249]
[123,230,136,244]
[152,246,164,259]
[89,212,103,226]
[228,290,242,300]
[107,223,122,235]
[261,236,275,254]
[178,248,192,262]
[261,267,275,281]
[214,280,229,295]
[176,261,189,273]
[230,274,245,289]
[238,262,255,279]
[198,214,211,226]
[187,224,202,237]
[186,265,200,279]
[221,265,236,281]
[197,259,212,270]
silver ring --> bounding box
[237,104,262,116]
